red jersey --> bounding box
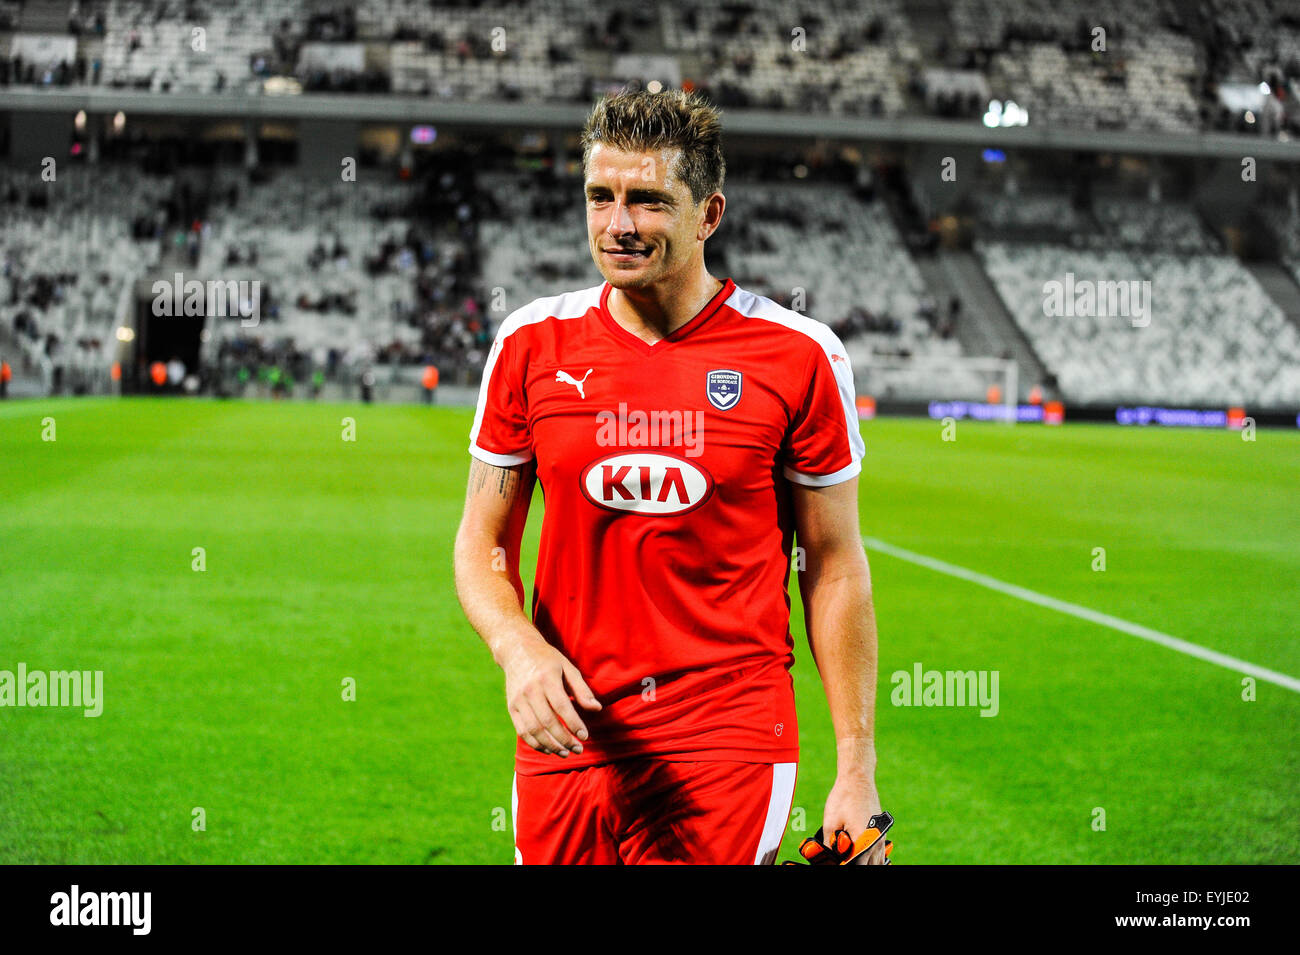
[470,277,865,775]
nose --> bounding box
[604,199,635,239]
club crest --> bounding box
[706,369,742,411]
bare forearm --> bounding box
[455,458,600,758]
[454,458,544,666]
[791,480,886,856]
[453,529,545,665]
[802,568,878,776]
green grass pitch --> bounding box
[1,397,1296,863]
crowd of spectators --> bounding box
[0,162,167,395]
[188,162,494,398]
[0,0,1295,137]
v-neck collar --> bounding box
[597,277,735,357]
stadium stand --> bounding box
[978,239,1300,407]
[661,0,918,116]
[945,0,1203,133]
[2,0,1289,136]
[99,0,283,94]
[2,0,1297,136]
[713,179,976,400]
[1260,199,1300,289]
[375,0,591,101]
[1090,197,1222,255]
[475,169,597,312]
[972,191,1092,235]
[196,165,490,394]
[0,162,167,393]
[3,2,1300,411]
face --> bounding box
[584,143,722,291]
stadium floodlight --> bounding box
[984,100,1028,128]
[262,76,302,96]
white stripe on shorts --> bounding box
[511,773,522,865]
[754,762,798,865]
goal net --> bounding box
[853,355,1020,418]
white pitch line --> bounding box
[0,399,95,419]
[863,536,1300,695]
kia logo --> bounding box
[580,452,714,515]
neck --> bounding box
[609,270,724,344]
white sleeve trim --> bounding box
[727,284,867,470]
[469,444,534,467]
[469,284,604,449]
[784,459,862,487]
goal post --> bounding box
[852,355,1020,421]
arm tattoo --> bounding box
[468,458,534,502]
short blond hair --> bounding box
[580,89,725,205]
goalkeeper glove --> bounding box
[781,810,894,865]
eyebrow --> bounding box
[585,185,676,203]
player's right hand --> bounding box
[499,636,602,757]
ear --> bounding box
[698,192,725,241]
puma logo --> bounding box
[556,368,593,399]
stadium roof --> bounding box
[3,89,1300,162]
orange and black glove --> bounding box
[782,810,894,865]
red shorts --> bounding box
[512,758,797,865]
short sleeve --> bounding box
[469,323,533,466]
[782,333,865,487]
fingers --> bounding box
[523,692,575,755]
[512,682,585,757]
[854,832,889,865]
[562,663,602,712]
[532,721,572,757]
[545,681,589,744]
[856,840,887,866]
[822,819,888,865]
[504,649,599,758]
[509,699,563,757]
[512,707,567,757]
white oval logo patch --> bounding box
[580,452,714,515]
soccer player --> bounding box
[454,90,884,865]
